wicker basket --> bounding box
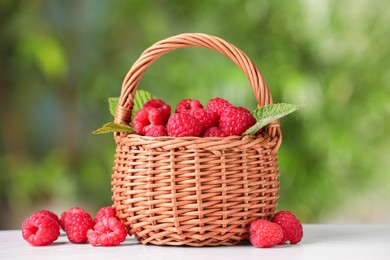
[111,33,282,246]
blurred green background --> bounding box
[1,0,389,229]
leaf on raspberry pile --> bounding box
[108,90,155,118]
[92,122,135,135]
[242,103,304,136]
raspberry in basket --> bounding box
[219,106,256,135]
[183,108,218,131]
[133,106,165,135]
[22,213,60,246]
[87,216,128,246]
[166,113,203,137]
[249,219,284,248]
[143,98,171,122]
[175,98,203,113]
[206,97,233,117]
[203,126,227,137]
[144,124,167,137]
[65,210,94,244]
[271,210,303,244]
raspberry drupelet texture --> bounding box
[219,106,256,135]
[206,97,233,118]
[31,210,60,226]
[271,211,303,244]
[65,211,94,244]
[133,106,165,135]
[175,98,204,113]
[183,108,218,131]
[87,216,128,246]
[143,98,171,122]
[166,113,203,137]
[249,219,284,248]
[94,206,116,224]
[202,127,227,137]
[22,214,60,246]
[60,207,87,231]
[144,124,167,137]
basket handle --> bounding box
[114,33,280,137]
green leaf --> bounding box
[242,103,304,136]
[132,90,156,119]
[108,97,119,117]
[108,90,155,118]
[92,122,135,135]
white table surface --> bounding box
[0,224,389,260]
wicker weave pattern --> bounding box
[111,33,281,246]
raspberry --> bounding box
[183,108,218,131]
[60,207,87,231]
[202,127,227,137]
[249,219,284,248]
[143,98,171,122]
[271,211,303,244]
[65,211,94,244]
[133,106,165,135]
[206,97,233,117]
[144,124,167,137]
[22,214,60,246]
[175,98,203,113]
[94,206,116,224]
[87,217,127,246]
[31,210,60,226]
[219,106,256,136]
[166,113,203,137]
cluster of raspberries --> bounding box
[133,97,256,137]
[22,206,128,247]
[249,211,303,248]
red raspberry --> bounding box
[143,98,171,122]
[133,106,165,135]
[203,127,227,137]
[166,113,203,137]
[271,211,303,244]
[219,106,256,136]
[249,219,284,248]
[175,98,203,113]
[87,216,127,246]
[22,214,60,246]
[206,97,233,117]
[144,124,167,137]
[65,211,94,244]
[183,108,218,131]
[31,210,60,226]
[94,206,116,224]
[60,207,87,231]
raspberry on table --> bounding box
[166,113,203,137]
[22,214,60,246]
[133,106,165,135]
[202,127,227,137]
[60,207,87,231]
[31,210,60,227]
[144,124,167,137]
[65,211,94,244]
[183,108,218,131]
[249,219,284,248]
[219,106,256,136]
[271,211,303,244]
[94,206,116,224]
[87,216,127,246]
[143,98,171,122]
[175,98,204,113]
[206,97,233,117]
